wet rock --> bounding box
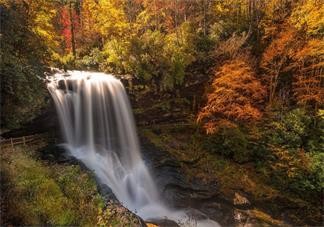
[186,208,209,220]
[1,101,59,138]
[234,209,249,224]
[234,192,251,209]
[140,136,238,226]
[97,182,118,202]
[199,200,235,226]
[234,209,283,227]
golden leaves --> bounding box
[292,39,324,109]
[290,0,324,36]
[198,59,266,134]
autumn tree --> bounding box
[260,24,298,105]
[292,39,324,110]
[290,0,324,36]
[198,58,266,134]
[92,0,129,40]
[58,0,85,58]
[135,0,214,33]
[260,0,323,109]
[24,0,62,60]
[126,30,168,93]
[289,0,324,110]
[77,0,101,54]
[163,22,196,91]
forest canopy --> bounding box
[0,0,323,212]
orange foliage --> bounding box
[270,146,310,178]
[260,24,298,104]
[198,59,266,134]
[292,39,324,109]
[261,20,323,109]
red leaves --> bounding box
[60,7,79,52]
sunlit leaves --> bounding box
[260,24,298,104]
[26,0,61,59]
[163,22,196,89]
[92,0,129,39]
[290,0,324,36]
[292,39,324,109]
[198,59,266,134]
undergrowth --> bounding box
[0,146,103,226]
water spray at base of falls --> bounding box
[47,71,219,227]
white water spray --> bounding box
[47,71,219,227]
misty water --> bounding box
[47,71,219,227]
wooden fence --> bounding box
[0,133,56,150]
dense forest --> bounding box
[1,0,323,226]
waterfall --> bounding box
[47,71,219,227]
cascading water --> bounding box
[47,70,219,227]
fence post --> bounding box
[10,138,14,150]
[23,136,26,145]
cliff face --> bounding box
[1,100,59,139]
[139,124,323,226]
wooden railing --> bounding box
[0,133,56,150]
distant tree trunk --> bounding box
[69,1,76,57]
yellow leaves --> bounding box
[25,0,60,56]
[88,0,129,38]
[214,0,249,17]
[214,3,230,14]
[294,39,324,61]
[290,0,324,36]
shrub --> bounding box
[264,109,323,198]
[203,125,251,163]
[307,152,324,193]
[267,108,312,149]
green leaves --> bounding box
[1,148,104,226]
[0,1,49,129]
[268,109,312,149]
[96,24,197,91]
